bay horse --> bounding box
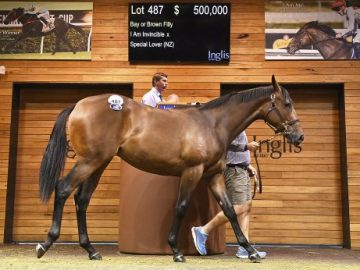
[2,7,86,54]
[287,21,352,59]
[36,76,304,263]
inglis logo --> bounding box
[253,135,302,159]
[208,50,230,62]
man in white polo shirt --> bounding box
[142,72,169,108]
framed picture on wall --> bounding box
[265,0,360,60]
[0,1,93,60]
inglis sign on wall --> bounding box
[253,135,302,159]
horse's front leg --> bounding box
[168,165,204,262]
[208,173,261,263]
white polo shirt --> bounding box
[142,87,164,108]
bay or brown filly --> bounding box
[287,21,352,59]
[36,76,304,263]
[2,8,85,54]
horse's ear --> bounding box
[272,75,282,94]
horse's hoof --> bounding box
[173,253,186,262]
[36,243,46,259]
[249,253,261,263]
[89,252,102,260]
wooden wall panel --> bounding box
[0,0,359,249]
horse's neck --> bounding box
[310,31,329,43]
[310,31,346,58]
[20,14,36,24]
[206,94,268,145]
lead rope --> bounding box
[252,133,281,199]
[252,150,261,199]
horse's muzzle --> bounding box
[286,133,304,146]
[287,46,297,55]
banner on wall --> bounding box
[0,1,93,60]
[265,0,360,60]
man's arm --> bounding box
[228,141,259,152]
[342,8,356,37]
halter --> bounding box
[263,93,300,135]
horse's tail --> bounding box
[39,106,75,203]
[68,23,86,36]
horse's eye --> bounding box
[285,102,292,109]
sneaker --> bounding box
[191,226,208,255]
[235,246,267,259]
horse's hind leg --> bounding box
[36,170,74,258]
[207,173,261,262]
[74,161,110,260]
[36,159,104,259]
[168,165,204,262]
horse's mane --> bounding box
[302,21,336,37]
[200,85,291,110]
[201,86,273,110]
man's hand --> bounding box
[247,164,257,177]
[248,164,260,192]
[246,141,259,152]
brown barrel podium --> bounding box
[118,161,225,255]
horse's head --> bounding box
[3,8,24,25]
[287,21,336,54]
[260,76,304,146]
[287,22,314,54]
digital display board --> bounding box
[129,3,230,63]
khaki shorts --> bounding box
[224,166,251,205]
